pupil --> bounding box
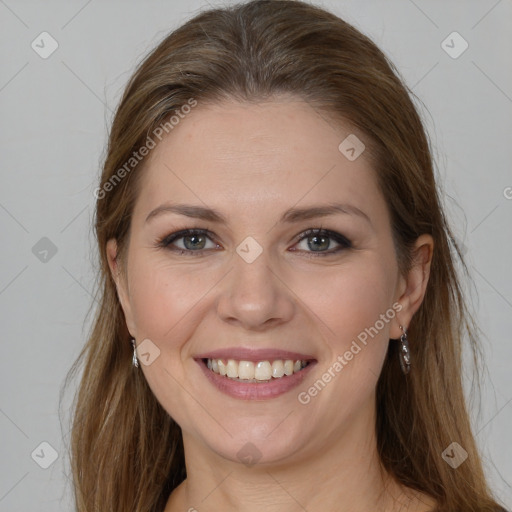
[185,234,205,250]
[309,235,329,251]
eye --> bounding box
[292,228,352,257]
[158,228,220,255]
[157,227,352,257]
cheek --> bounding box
[293,257,397,349]
[125,255,219,416]
[290,259,397,429]
[127,254,219,346]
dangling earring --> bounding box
[398,325,411,374]
[131,338,139,368]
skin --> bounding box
[107,96,435,512]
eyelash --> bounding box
[156,227,352,258]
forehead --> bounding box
[133,98,386,227]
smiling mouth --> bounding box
[201,357,312,382]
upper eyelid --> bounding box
[160,228,218,246]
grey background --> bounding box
[0,0,511,510]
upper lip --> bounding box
[195,347,316,362]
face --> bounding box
[107,97,423,466]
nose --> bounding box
[215,245,296,331]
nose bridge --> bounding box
[216,235,294,328]
[232,235,276,300]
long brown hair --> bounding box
[61,1,504,510]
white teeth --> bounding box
[226,359,238,378]
[205,358,309,381]
[238,361,254,380]
[218,359,227,376]
[272,360,285,378]
[255,361,272,381]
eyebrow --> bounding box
[145,201,372,226]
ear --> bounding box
[390,234,434,339]
[106,238,137,338]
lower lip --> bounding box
[195,359,317,400]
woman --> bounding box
[63,1,507,511]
